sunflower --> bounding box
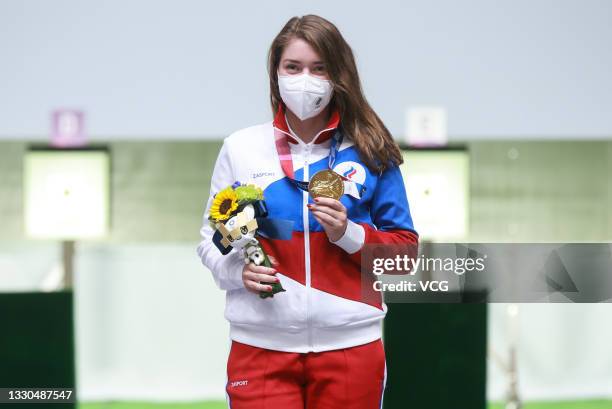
[209,187,238,221]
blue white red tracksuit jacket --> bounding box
[197,104,418,353]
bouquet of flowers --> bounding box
[208,181,290,298]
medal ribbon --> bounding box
[273,126,366,197]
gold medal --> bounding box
[308,169,344,200]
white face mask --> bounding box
[277,72,333,121]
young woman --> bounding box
[197,14,418,409]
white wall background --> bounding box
[1,0,611,140]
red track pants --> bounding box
[225,338,387,409]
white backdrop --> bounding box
[1,241,612,402]
[1,0,611,140]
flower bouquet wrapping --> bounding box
[208,181,293,298]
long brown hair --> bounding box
[268,15,403,174]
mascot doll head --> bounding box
[211,200,268,255]
[215,203,259,251]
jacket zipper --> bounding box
[303,146,312,351]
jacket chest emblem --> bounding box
[332,161,367,200]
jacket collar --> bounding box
[273,103,340,145]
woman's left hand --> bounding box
[307,197,347,242]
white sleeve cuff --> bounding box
[330,219,365,254]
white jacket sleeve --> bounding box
[196,139,246,291]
